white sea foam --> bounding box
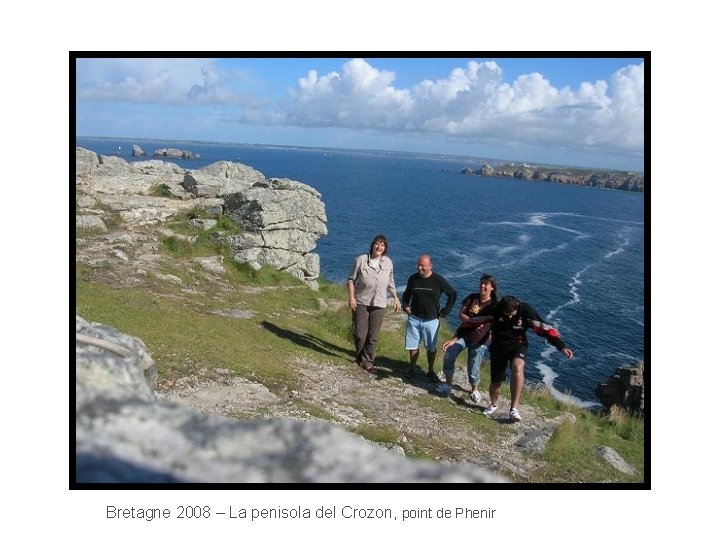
[528,213,588,237]
[525,211,643,227]
[487,213,588,238]
[604,227,632,259]
[547,264,590,320]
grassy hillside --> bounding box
[76,229,644,483]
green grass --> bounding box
[349,424,404,446]
[295,399,339,422]
[160,210,244,260]
[159,232,222,259]
[224,258,306,287]
[149,183,180,199]
[76,264,341,392]
[532,409,644,483]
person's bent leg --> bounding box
[405,315,421,369]
[442,339,465,387]
[510,356,526,409]
[422,318,442,383]
[486,351,507,410]
[466,343,484,393]
[425,318,440,373]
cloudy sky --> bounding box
[75,56,645,171]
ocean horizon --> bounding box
[76,135,644,174]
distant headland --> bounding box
[460,163,644,193]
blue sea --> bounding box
[75,137,645,406]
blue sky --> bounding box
[75,56,645,171]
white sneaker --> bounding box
[508,408,522,422]
[469,390,481,403]
[436,383,452,396]
[483,404,498,416]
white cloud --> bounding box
[76,58,263,107]
[284,59,412,128]
[282,58,644,157]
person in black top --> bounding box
[457,295,573,421]
[401,254,457,382]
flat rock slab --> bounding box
[597,445,636,476]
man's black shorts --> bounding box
[490,345,529,383]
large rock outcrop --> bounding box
[75,316,505,483]
[221,178,327,283]
[75,148,327,287]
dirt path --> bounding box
[156,352,576,481]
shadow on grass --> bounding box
[260,321,355,358]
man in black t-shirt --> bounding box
[401,254,457,383]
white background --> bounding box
[4,1,713,537]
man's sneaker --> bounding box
[469,390,482,404]
[435,383,452,396]
[508,408,522,422]
[483,404,498,416]
[426,371,442,384]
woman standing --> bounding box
[438,274,498,402]
[347,235,401,374]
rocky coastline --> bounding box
[461,163,644,193]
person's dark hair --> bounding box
[369,235,388,255]
[480,274,499,302]
[499,295,520,314]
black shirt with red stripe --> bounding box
[457,301,566,353]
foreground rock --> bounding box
[75,316,506,483]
